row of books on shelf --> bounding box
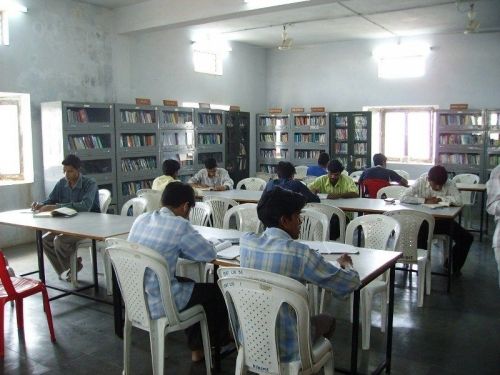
[259,118,288,127]
[335,143,347,153]
[121,157,157,172]
[227,157,248,171]
[438,153,480,165]
[198,133,223,145]
[67,109,89,123]
[354,129,368,141]
[294,150,322,159]
[162,132,194,147]
[81,160,112,175]
[198,113,223,126]
[439,134,483,145]
[68,135,109,150]
[120,134,156,148]
[162,111,193,125]
[439,114,482,127]
[260,133,289,143]
[354,116,368,128]
[353,157,368,169]
[260,164,277,174]
[294,116,327,127]
[335,129,349,141]
[293,133,326,143]
[163,153,194,166]
[353,143,367,154]
[122,179,153,196]
[120,110,156,124]
[260,149,288,159]
[489,155,500,166]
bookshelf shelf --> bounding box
[291,112,329,167]
[257,113,291,174]
[196,109,225,169]
[225,111,250,185]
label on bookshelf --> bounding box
[135,98,152,105]
[310,107,325,112]
[291,107,304,113]
[163,99,178,106]
[229,105,240,111]
[268,108,283,114]
[450,104,469,110]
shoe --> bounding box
[65,257,83,282]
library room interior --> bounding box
[1,0,500,374]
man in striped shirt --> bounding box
[239,187,360,362]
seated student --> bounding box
[401,165,473,275]
[358,153,408,198]
[308,159,358,199]
[152,159,180,192]
[32,154,99,281]
[188,157,234,191]
[486,164,500,288]
[128,182,229,362]
[307,152,330,177]
[240,187,360,362]
[264,161,320,203]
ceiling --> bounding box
[77,0,500,48]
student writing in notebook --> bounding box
[32,154,99,281]
[239,187,360,362]
[188,157,234,191]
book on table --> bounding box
[34,207,78,218]
[213,240,240,259]
[422,201,451,209]
[298,240,359,254]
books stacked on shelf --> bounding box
[162,132,194,147]
[353,143,367,155]
[260,164,277,174]
[237,156,247,170]
[198,152,223,164]
[120,134,156,148]
[281,133,289,142]
[354,115,368,127]
[335,129,348,141]
[260,149,288,159]
[81,159,112,174]
[68,135,109,150]
[198,133,223,145]
[259,117,288,127]
[439,133,483,145]
[489,155,500,167]
[353,158,367,169]
[198,113,223,127]
[294,115,326,127]
[120,110,155,124]
[122,179,153,196]
[337,157,348,166]
[162,111,193,126]
[439,114,482,127]
[67,108,89,123]
[293,133,326,144]
[335,143,348,154]
[260,133,275,142]
[488,133,500,147]
[354,129,368,141]
[438,153,481,165]
[335,116,348,127]
[294,150,321,159]
[121,157,157,172]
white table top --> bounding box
[198,189,262,203]
[0,209,136,240]
[455,182,486,192]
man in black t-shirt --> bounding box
[359,153,408,198]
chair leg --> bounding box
[0,300,6,357]
[69,252,78,288]
[41,287,56,342]
[149,319,166,375]
[123,318,132,375]
[323,351,334,375]
[235,347,247,374]
[15,298,24,330]
[103,251,113,296]
[426,258,432,295]
[361,290,372,350]
[380,291,388,333]
[417,261,426,307]
[199,316,212,375]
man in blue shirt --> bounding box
[128,182,229,362]
[306,152,329,177]
[264,161,320,203]
[240,187,360,362]
[358,153,408,197]
[33,155,99,281]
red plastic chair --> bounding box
[360,178,390,198]
[0,251,56,357]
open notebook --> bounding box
[422,201,451,209]
[213,241,240,260]
[298,240,359,254]
[33,207,78,218]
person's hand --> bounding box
[337,254,353,269]
[310,188,319,194]
[213,185,226,191]
[327,193,337,200]
[425,196,441,204]
[31,201,43,211]
[39,205,57,212]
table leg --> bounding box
[213,264,221,372]
[36,230,45,283]
[92,240,99,292]
[447,230,453,294]
[385,266,396,373]
[480,191,485,242]
[351,289,360,375]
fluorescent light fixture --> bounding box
[244,0,309,7]
[182,102,199,108]
[211,104,230,111]
[0,1,27,13]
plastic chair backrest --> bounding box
[105,238,181,331]
[203,196,239,228]
[305,202,346,242]
[217,267,314,372]
[136,189,162,212]
[345,214,400,251]
[120,197,148,216]
[299,208,329,241]
[361,178,390,198]
[189,201,212,226]
[350,170,363,180]
[393,170,410,180]
[341,170,349,176]
[0,252,15,296]
[223,203,261,233]
[452,173,480,205]
[419,172,428,179]
[98,189,112,214]
[255,172,272,182]
[376,185,408,199]
[236,178,267,191]
[384,210,435,261]
[295,166,309,179]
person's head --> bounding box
[62,154,81,184]
[276,161,296,180]
[162,159,180,178]
[427,165,448,191]
[373,153,387,167]
[327,159,345,186]
[257,187,306,239]
[318,152,330,168]
[204,158,218,178]
[161,181,196,219]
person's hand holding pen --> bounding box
[337,253,354,270]
[424,196,441,204]
[31,202,56,212]
[31,201,43,211]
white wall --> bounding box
[0,0,114,246]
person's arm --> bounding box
[219,169,234,190]
[40,180,62,206]
[400,178,425,204]
[296,181,320,203]
[487,169,500,216]
[307,177,321,194]
[389,170,409,187]
[178,221,217,261]
[56,178,98,212]
[188,170,208,188]
[440,181,462,206]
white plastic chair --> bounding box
[299,208,329,241]
[305,203,346,242]
[384,210,435,307]
[236,177,267,191]
[255,172,273,181]
[217,267,334,375]
[350,170,363,181]
[202,196,238,229]
[452,173,480,229]
[419,172,428,179]
[376,186,408,199]
[70,189,112,288]
[120,196,149,216]
[105,238,212,375]
[189,201,212,226]
[344,214,401,350]
[222,203,262,233]
[136,189,162,212]
[393,170,410,180]
[295,165,309,180]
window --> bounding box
[373,42,430,79]
[193,49,223,75]
[0,11,8,45]
[0,93,33,183]
[369,106,436,164]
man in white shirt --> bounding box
[401,165,473,275]
[188,157,234,191]
[486,164,500,288]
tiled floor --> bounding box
[1,224,499,374]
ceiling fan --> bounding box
[464,2,480,34]
[278,24,293,50]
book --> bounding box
[299,240,359,254]
[34,207,78,218]
[213,240,240,259]
[422,201,450,209]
